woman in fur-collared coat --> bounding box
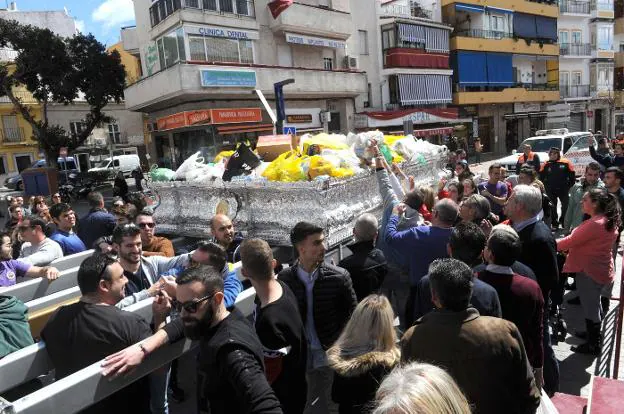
[328,295,400,414]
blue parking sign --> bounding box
[284,126,297,135]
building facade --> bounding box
[124,0,367,168]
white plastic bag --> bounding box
[536,390,559,414]
[174,152,205,180]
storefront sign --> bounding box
[185,25,260,40]
[286,114,313,124]
[285,33,346,49]
[570,103,586,112]
[185,110,212,126]
[412,127,454,137]
[144,41,160,76]
[157,112,187,131]
[357,108,465,128]
[514,103,541,113]
[200,69,257,87]
[211,108,262,124]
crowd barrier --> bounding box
[1,266,80,303]
[49,250,94,272]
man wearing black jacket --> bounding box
[338,213,388,301]
[540,147,576,229]
[504,184,560,395]
[279,222,358,414]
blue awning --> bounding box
[513,13,537,39]
[535,16,557,41]
[486,6,513,14]
[398,23,425,44]
[486,53,513,86]
[454,51,488,86]
[455,3,484,13]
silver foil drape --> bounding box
[152,152,447,247]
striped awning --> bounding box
[425,27,449,53]
[398,74,452,106]
[398,23,426,44]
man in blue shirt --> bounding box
[386,198,458,327]
[49,203,86,255]
[78,192,116,249]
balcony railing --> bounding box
[380,3,433,19]
[149,0,255,27]
[560,84,591,98]
[0,127,25,143]
[0,90,38,104]
[526,0,558,4]
[559,0,591,13]
[454,29,512,39]
[560,43,592,56]
[455,83,558,92]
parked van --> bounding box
[88,154,140,177]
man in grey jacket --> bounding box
[18,216,63,266]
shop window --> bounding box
[190,36,253,64]
[190,37,207,61]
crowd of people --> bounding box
[1,133,623,414]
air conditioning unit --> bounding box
[343,56,358,70]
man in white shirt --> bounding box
[18,215,63,266]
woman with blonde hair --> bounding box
[373,362,471,414]
[328,294,400,414]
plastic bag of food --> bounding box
[150,165,176,182]
[174,152,205,180]
[214,150,235,163]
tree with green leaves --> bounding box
[0,18,126,168]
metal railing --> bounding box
[0,127,25,143]
[516,82,559,91]
[559,0,591,13]
[560,43,592,56]
[560,84,591,98]
[454,29,512,39]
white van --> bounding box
[88,154,141,176]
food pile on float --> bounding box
[149,130,448,247]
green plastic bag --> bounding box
[150,165,176,182]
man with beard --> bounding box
[175,265,282,413]
[210,214,243,263]
[42,253,164,414]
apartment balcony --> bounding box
[593,46,615,59]
[451,30,559,56]
[591,85,615,98]
[149,0,259,39]
[453,84,559,105]
[0,90,38,105]
[124,62,367,112]
[559,43,592,57]
[591,0,615,18]
[560,84,591,99]
[269,2,353,40]
[379,2,433,19]
[441,0,558,18]
[0,127,25,144]
[383,48,449,69]
[560,0,591,14]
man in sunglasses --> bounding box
[42,253,158,414]
[78,192,117,250]
[135,209,174,258]
[17,215,63,266]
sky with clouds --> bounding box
[4,0,136,46]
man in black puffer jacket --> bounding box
[338,213,387,301]
[279,222,357,414]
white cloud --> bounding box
[75,20,86,33]
[92,0,135,28]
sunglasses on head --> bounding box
[173,292,215,313]
[138,222,155,229]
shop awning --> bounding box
[535,16,557,42]
[412,127,454,137]
[398,23,426,44]
[486,53,513,86]
[217,123,274,135]
[455,51,488,86]
[455,3,484,13]
[513,13,536,39]
[486,6,513,14]
[425,27,449,53]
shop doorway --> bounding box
[14,154,33,172]
[75,153,91,172]
[328,112,341,133]
[594,109,604,133]
[478,117,493,153]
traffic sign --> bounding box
[284,126,297,135]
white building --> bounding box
[557,0,614,134]
[124,0,367,168]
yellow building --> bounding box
[0,77,42,177]
[441,0,560,154]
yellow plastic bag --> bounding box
[262,151,307,182]
[261,151,291,181]
[301,133,349,154]
[308,155,354,179]
[214,150,235,163]
[383,135,406,147]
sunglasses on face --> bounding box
[174,293,215,313]
[138,222,155,229]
